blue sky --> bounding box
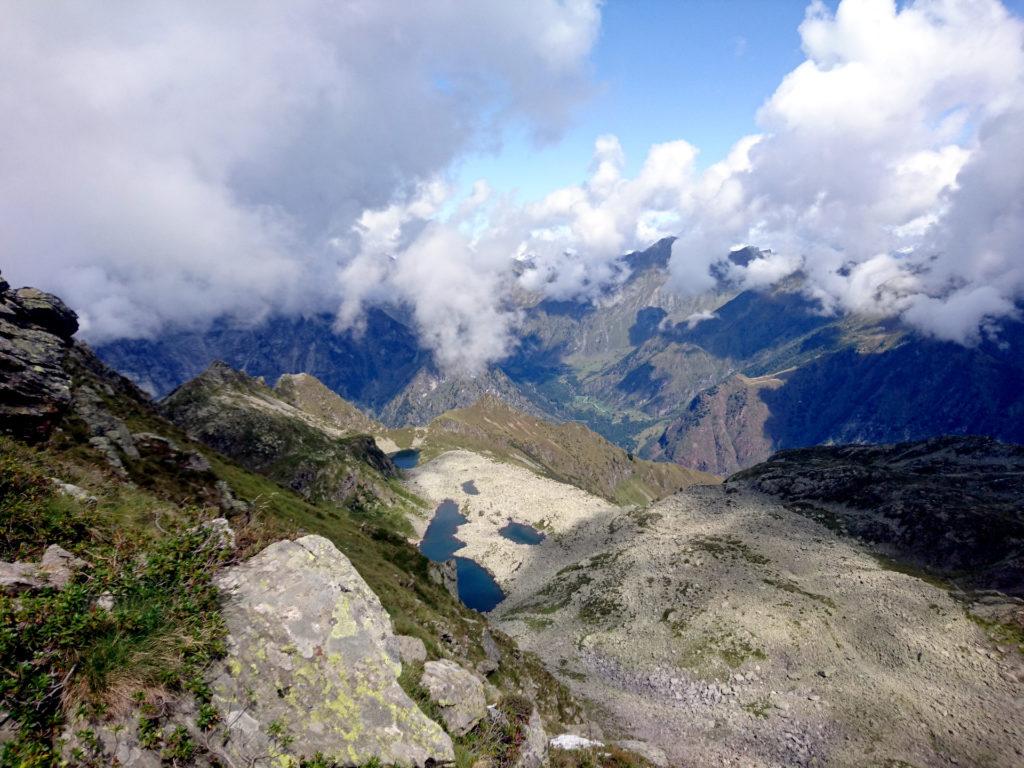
[454,0,1024,202]
[454,0,816,200]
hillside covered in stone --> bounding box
[0,276,632,767]
[399,394,717,506]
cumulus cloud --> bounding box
[5,0,1023,372]
[0,0,600,365]
[334,180,521,373]
[667,0,1024,343]
[515,135,698,299]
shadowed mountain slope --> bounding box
[728,436,1024,595]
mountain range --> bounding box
[98,238,1024,476]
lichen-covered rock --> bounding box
[512,708,547,768]
[37,544,89,589]
[11,287,79,338]
[421,659,487,736]
[209,535,453,767]
[50,478,98,506]
[396,634,428,664]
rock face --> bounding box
[396,635,428,665]
[0,276,79,441]
[160,362,410,513]
[654,373,784,476]
[420,659,488,736]
[429,558,459,599]
[728,436,1024,594]
[380,365,550,428]
[209,535,453,766]
[513,708,547,768]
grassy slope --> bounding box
[1,355,584,766]
[400,395,718,505]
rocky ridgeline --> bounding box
[728,436,1024,594]
[159,361,414,516]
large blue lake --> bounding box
[419,500,505,613]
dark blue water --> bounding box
[390,449,420,470]
[420,500,504,612]
[499,520,546,545]
[461,480,479,495]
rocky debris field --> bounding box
[407,452,1024,767]
[406,449,619,592]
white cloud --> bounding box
[515,136,698,299]
[4,0,1023,371]
[0,0,600,361]
[667,0,1024,343]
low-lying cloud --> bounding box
[3,0,1023,374]
[0,0,599,365]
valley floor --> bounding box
[406,451,1024,768]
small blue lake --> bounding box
[420,500,505,613]
[499,520,546,545]
[390,449,420,470]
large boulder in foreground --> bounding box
[209,535,453,767]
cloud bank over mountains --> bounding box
[667,0,1024,344]
[0,0,599,357]
[2,0,1023,372]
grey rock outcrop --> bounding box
[420,659,487,736]
[429,558,459,599]
[396,634,428,665]
[0,544,89,595]
[478,628,502,675]
[0,277,78,441]
[208,535,453,767]
[512,708,547,768]
[728,436,1024,594]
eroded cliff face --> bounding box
[0,275,79,441]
